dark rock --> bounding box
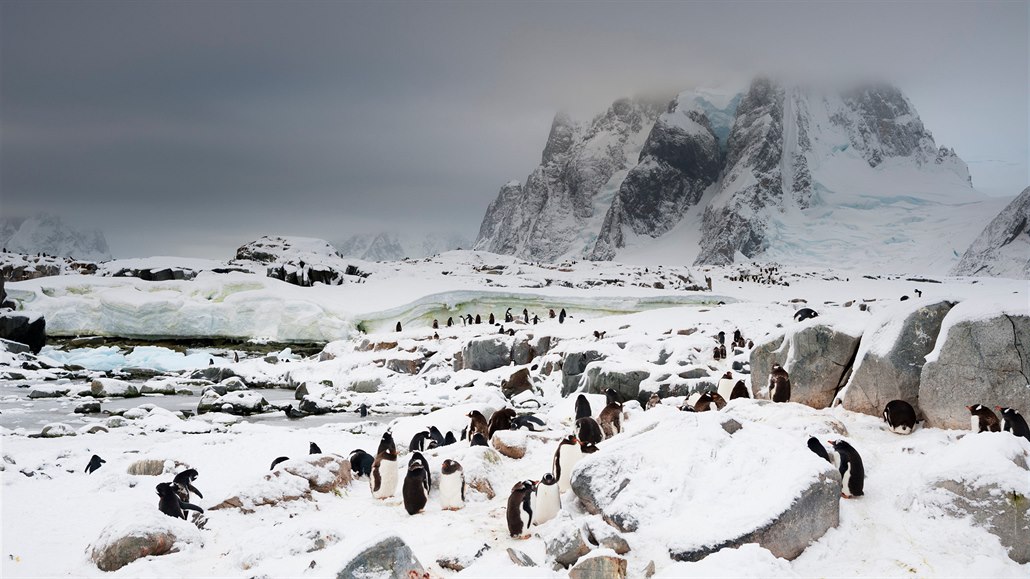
[543,517,592,568]
[189,366,236,382]
[581,365,649,404]
[501,367,533,399]
[75,402,102,414]
[462,336,514,371]
[335,535,424,579]
[0,311,45,353]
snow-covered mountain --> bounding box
[0,213,111,261]
[477,79,1003,274]
[334,232,470,262]
[952,186,1030,279]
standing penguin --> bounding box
[693,392,727,412]
[172,468,203,502]
[730,380,750,400]
[718,344,727,359]
[807,437,831,462]
[576,416,604,444]
[967,404,1001,433]
[769,364,791,403]
[432,319,439,330]
[371,431,399,499]
[428,425,445,447]
[716,371,736,401]
[717,331,725,345]
[439,459,466,511]
[466,410,489,442]
[646,393,661,410]
[409,430,434,452]
[395,321,402,332]
[309,442,323,455]
[598,390,623,439]
[882,400,918,434]
[505,308,513,323]
[402,461,429,515]
[506,480,536,538]
[559,309,567,324]
[532,473,561,526]
[475,314,481,324]
[156,482,204,519]
[523,308,529,323]
[409,451,431,489]
[574,394,592,421]
[447,316,454,327]
[488,408,517,438]
[489,313,496,325]
[553,435,583,493]
[470,432,489,447]
[829,440,865,498]
[349,449,374,478]
[996,406,1030,440]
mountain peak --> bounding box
[0,212,111,261]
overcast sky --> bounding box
[2,1,1027,259]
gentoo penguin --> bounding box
[489,313,495,325]
[309,441,323,455]
[598,391,623,439]
[794,308,818,322]
[882,400,918,434]
[807,437,831,462]
[270,456,289,470]
[507,480,536,538]
[574,394,592,421]
[371,431,399,499]
[532,315,540,324]
[996,407,1030,440]
[488,408,517,438]
[716,371,736,401]
[730,380,750,400]
[559,309,567,324]
[172,468,203,502]
[769,364,791,403]
[717,330,726,345]
[434,332,439,340]
[84,454,105,474]
[470,432,489,447]
[712,346,722,360]
[505,308,513,323]
[156,482,203,519]
[532,473,561,526]
[409,430,433,452]
[443,431,457,446]
[553,435,583,493]
[747,340,754,349]
[428,425,445,447]
[233,351,239,363]
[575,416,604,444]
[646,393,661,410]
[402,461,429,515]
[475,314,481,324]
[733,329,743,347]
[432,319,439,330]
[395,321,402,332]
[523,309,529,323]
[349,449,374,477]
[447,316,454,327]
[829,440,864,498]
[718,344,727,359]
[967,404,1001,433]
[439,459,465,510]
[512,413,546,431]
[467,410,489,441]
[693,392,720,412]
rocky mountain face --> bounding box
[335,232,470,262]
[0,213,111,261]
[952,186,1030,279]
[477,79,985,273]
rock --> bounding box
[220,376,248,391]
[841,300,954,416]
[89,510,203,572]
[919,312,1030,429]
[436,543,490,572]
[501,367,533,399]
[385,357,424,375]
[722,399,848,437]
[0,311,45,353]
[349,377,383,393]
[75,402,102,414]
[127,459,179,476]
[139,380,179,395]
[467,477,495,499]
[750,324,861,408]
[584,517,631,555]
[491,430,528,459]
[677,367,710,379]
[335,535,424,579]
[462,336,514,371]
[0,338,31,354]
[952,185,1030,278]
[211,454,352,512]
[294,382,309,400]
[39,423,75,438]
[581,363,649,403]
[188,366,236,382]
[569,554,628,579]
[543,516,592,568]
[197,390,269,416]
[298,395,335,415]
[28,385,71,399]
[91,378,140,398]
[507,547,537,567]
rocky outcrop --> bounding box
[90,378,140,399]
[569,554,628,579]
[335,536,424,579]
[461,336,514,371]
[919,312,1030,429]
[197,390,269,416]
[232,236,368,287]
[560,349,606,396]
[543,516,592,568]
[750,323,861,408]
[0,311,45,353]
[580,363,649,403]
[211,455,352,512]
[953,186,1030,279]
[89,510,203,571]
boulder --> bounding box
[74,401,102,414]
[919,312,1030,429]
[211,454,352,512]
[0,338,30,354]
[89,510,203,572]
[197,390,269,416]
[188,366,236,382]
[0,311,45,354]
[38,423,75,438]
[543,515,592,568]
[127,459,182,476]
[841,300,954,416]
[220,376,248,391]
[91,378,140,398]
[385,357,424,375]
[491,430,528,459]
[349,377,383,393]
[581,363,649,403]
[28,385,70,399]
[584,516,631,555]
[569,554,628,579]
[507,547,537,567]
[436,542,490,572]
[462,336,514,371]
[335,535,424,579]
[561,349,607,396]
[501,367,533,399]
[750,323,861,408]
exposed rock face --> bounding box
[211,454,352,512]
[569,554,628,579]
[89,510,203,571]
[232,235,368,287]
[461,336,514,372]
[501,367,533,399]
[561,349,607,396]
[197,390,269,416]
[580,364,649,403]
[919,313,1030,429]
[542,515,592,568]
[90,378,140,399]
[953,186,1030,279]
[0,311,46,353]
[335,535,424,579]
[750,323,861,408]
[840,300,954,415]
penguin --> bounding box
[549,309,556,319]
[746,340,754,349]
[967,404,1001,433]
[914,289,922,298]
[505,308,513,323]
[428,425,445,447]
[466,410,489,441]
[432,319,439,329]
[532,315,540,324]
[475,314,481,324]
[553,435,583,493]
[358,403,369,417]
[447,317,454,327]
[489,313,496,325]
[409,430,433,452]
[693,392,718,412]
[532,473,561,526]
[309,442,323,455]
[679,401,698,412]
[996,406,1030,440]
[395,321,402,332]
[270,456,290,470]
[349,449,374,478]
[371,431,399,499]
[598,393,623,439]
[408,451,431,492]
[794,308,818,322]
[443,431,457,446]
[559,308,566,324]
[172,468,203,502]
[233,351,239,363]
[574,394,592,421]
[730,380,750,400]
[439,459,466,510]
[882,400,918,434]
[84,454,105,474]
[156,482,204,519]
[646,393,661,410]
[769,364,791,402]
[506,480,536,538]
[512,413,546,431]
[717,330,726,345]
[807,437,831,462]
[716,371,736,401]
[284,405,308,419]
[523,309,529,324]
[733,329,743,346]
[575,416,604,444]
[470,432,489,446]
[712,346,722,360]
[488,408,517,438]
[718,344,727,359]
[433,332,440,340]
[829,440,865,498]
[402,461,429,515]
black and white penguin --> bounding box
[506,480,536,538]
[523,308,529,323]
[428,425,445,447]
[967,404,1001,433]
[794,308,818,322]
[712,346,722,360]
[575,416,604,444]
[371,431,398,499]
[409,451,431,489]
[730,380,750,400]
[443,431,457,446]
[466,410,489,441]
[598,390,623,439]
[559,308,566,324]
[447,316,454,327]
[488,408,517,438]
[717,330,726,345]
[439,459,465,510]
[470,432,489,447]
[829,440,864,498]
[349,449,374,478]
[807,436,831,462]
[395,321,403,332]
[489,313,496,325]
[505,308,513,323]
[512,413,546,431]
[574,394,592,421]
[733,329,743,347]
[532,314,540,324]
[883,400,918,434]
[718,344,727,359]
[693,392,726,412]
[233,351,239,363]
[646,393,661,410]
[553,435,583,493]
[716,371,736,401]
[532,473,561,526]
[84,454,105,474]
[432,319,439,330]
[769,363,791,403]
[270,456,290,470]
[409,430,433,452]
[402,461,429,515]
[358,403,369,417]
[475,314,481,324]
[996,406,1030,441]
[172,468,203,502]
[309,441,323,455]
[156,482,204,519]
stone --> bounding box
[501,367,533,399]
[919,313,1030,429]
[211,455,352,512]
[841,300,954,416]
[584,516,631,554]
[385,357,424,375]
[580,364,649,403]
[467,477,495,499]
[127,459,177,476]
[91,378,140,398]
[89,511,203,572]
[436,543,490,572]
[197,390,269,416]
[220,376,248,391]
[462,336,514,371]
[543,516,592,568]
[39,423,75,438]
[335,535,424,579]
[0,311,45,353]
[75,402,102,414]
[349,377,383,393]
[507,547,537,567]
[28,385,70,399]
[0,338,30,354]
[750,324,861,408]
[188,366,236,382]
[491,430,528,459]
[569,554,628,579]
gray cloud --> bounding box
[2,1,1026,258]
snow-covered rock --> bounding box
[197,390,269,416]
[90,378,140,398]
[232,235,371,287]
[88,509,204,571]
[953,186,1030,279]
[580,362,650,403]
[568,552,628,579]
[0,213,111,261]
[333,535,424,579]
[334,231,470,262]
[461,336,514,372]
[210,454,352,513]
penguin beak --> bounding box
[965,406,972,411]
[995,405,1002,411]
[571,436,579,443]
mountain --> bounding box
[952,186,1030,279]
[0,213,111,261]
[476,79,1000,274]
[334,232,470,262]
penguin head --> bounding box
[541,473,556,485]
[512,480,535,493]
[995,406,1016,417]
[155,482,177,497]
[561,434,578,445]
